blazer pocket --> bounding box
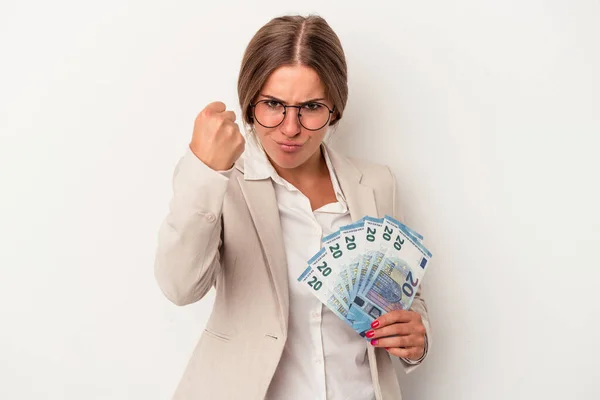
[203,328,232,343]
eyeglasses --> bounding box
[250,99,335,131]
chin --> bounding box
[265,147,309,170]
[270,154,307,170]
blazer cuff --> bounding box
[181,147,234,180]
[216,167,235,179]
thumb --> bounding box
[204,101,227,114]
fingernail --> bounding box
[366,330,375,338]
[385,347,390,350]
[371,320,380,329]
[370,339,378,346]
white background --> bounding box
[1,1,599,399]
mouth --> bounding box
[275,140,304,153]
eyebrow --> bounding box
[259,93,327,104]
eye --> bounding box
[265,100,282,108]
[302,102,322,111]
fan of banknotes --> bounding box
[297,215,432,338]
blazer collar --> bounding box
[237,141,347,204]
[325,144,378,222]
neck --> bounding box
[271,145,328,187]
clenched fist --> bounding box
[189,101,245,171]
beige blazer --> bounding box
[154,143,431,400]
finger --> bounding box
[366,323,413,339]
[204,101,227,114]
[369,334,424,349]
[373,310,417,328]
[219,119,241,135]
[386,346,424,361]
[221,110,237,122]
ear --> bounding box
[329,110,341,125]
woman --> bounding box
[155,14,430,400]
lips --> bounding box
[275,140,304,153]
[275,141,303,147]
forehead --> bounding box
[260,65,326,102]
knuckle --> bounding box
[393,326,405,337]
[373,328,385,339]
[222,119,232,131]
[200,107,212,119]
[392,325,406,337]
[400,336,410,347]
[384,326,396,336]
[217,116,229,129]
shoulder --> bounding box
[347,155,394,184]
[327,145,395,188]
[345,155,396,208]
[326,146,398,217]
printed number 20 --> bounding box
[402,271,419,297]
[345,235,356,250]
[329,243,342,259]
[317,261,332,276]
[308,276,323,291]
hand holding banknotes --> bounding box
[366,310,427,361]
[298,215,432,361]
[189,101,245,171]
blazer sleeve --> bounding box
[154,147,232,306]
[388,166,432,373]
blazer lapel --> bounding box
[326,144,384,399]
[326,144,379,221]
[236,174,290,336]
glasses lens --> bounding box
[254,101,285,128]
[298,103,331,130]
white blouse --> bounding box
[239,140,375,400]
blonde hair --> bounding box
[237,15,348,134]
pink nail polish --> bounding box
[371,320,380,329]
[366,330,375,338]
[371,339,378,346]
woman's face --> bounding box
[251,64,334,171]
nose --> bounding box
[280,106,301,137]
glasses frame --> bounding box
[249,99,336,131]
